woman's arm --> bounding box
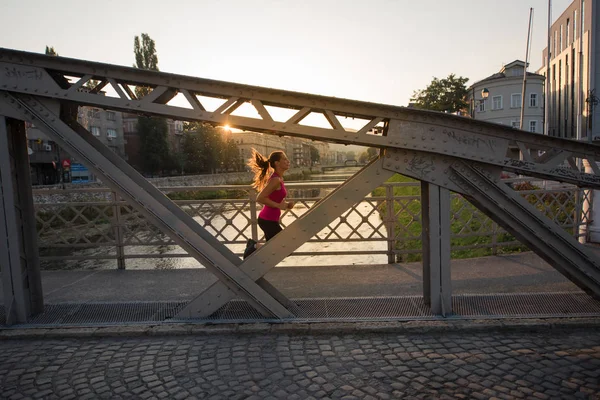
[257,178,287,210]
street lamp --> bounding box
[471,88,490,118]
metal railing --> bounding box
[32,179,591,269]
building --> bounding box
[26,106,126,185]
[123,113,184,172]
[224,130,333,168]
[73,106,126,182]
[538,0,600,140]
[468,60,545,133]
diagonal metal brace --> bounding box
[175,156,396,318]
[450,161,600,298]
[1,92,295,319]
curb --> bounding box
[1,317,600,339]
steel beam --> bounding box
[0,117,43,324]
[450,162,600,299]
[0,92,295,319]
[1,47,600,319]
[421,182,452,316]
[175,157,396,318]
[1,49,600,187]
[384,148,600,299]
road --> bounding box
[0,329,598,399]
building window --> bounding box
[560,25,563,52]
[90,126,101,136]
[529,121,537,133]
[530,93,538,107]
[107,111,116,121]
[478,99,486,112]
[566,19,570,44]
[574,10,577,40]
[511,94,522,108]
[124,121,135,133]
[492,96,503,110]
[554,30,557,56]
[511,121,520,129]
[107,128,117,138]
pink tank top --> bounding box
[258,173,287,221]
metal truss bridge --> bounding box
[1,47,600,325]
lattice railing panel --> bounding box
[120,204,171,246]
[32,180,589,268]
[35,203,115,247]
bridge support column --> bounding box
[421,182,452,316]
[0,117,43,325]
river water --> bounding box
[41,167,391,270]
[120,167,388,269]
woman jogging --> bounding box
[243,148,294,259]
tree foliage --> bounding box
[410,74,469,113]
[359,147,379,164]
[309,146,320,165]
[182,123,228,174]
[224,138,242,171]
[133,33,159,71]
[367,147,378,159]
[132,33,171,175]
[137,117,169,175]
[45,46,58,56]
[133,33,159,98]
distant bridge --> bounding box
[320,160,363,172]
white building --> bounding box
[537,0,600,140]
[468,60,545,133]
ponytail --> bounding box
[247,148,285,190]
[248,148,271,190]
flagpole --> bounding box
[545,0,551,136]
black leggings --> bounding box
[258,217,282,241]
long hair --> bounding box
[247,148,285,190]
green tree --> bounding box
[359,151,368,164]
[137,117,169,175]
[133,33,159,98]
[410,74,469,113]
[223,138,241,171]
[84,79,100,90]
[132,33,170,175]
[309,145,320,165]
[45,46,58,56]
[367,147,378,159]
[182,123,225,174]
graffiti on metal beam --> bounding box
[442,129,498,153]
[503,159,536,170]
[4,67,43,81]
[406,155,435,178]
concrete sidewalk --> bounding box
[2,252,585,305]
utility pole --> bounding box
[520,8,534,131]
[545,0,551,136]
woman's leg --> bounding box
[258,218,283,241]
[244,218,282,259]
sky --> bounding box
[1,0,573,109]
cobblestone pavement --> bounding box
[0,329,599,399]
